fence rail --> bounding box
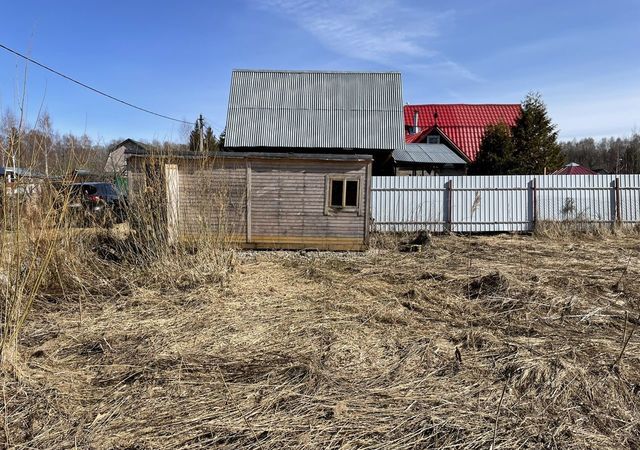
[371,175,640,233]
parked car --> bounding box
[64,182,127,227]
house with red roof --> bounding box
[402,104,522,174]
[551,162,597,175]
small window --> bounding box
[427,135,440,144]
[327,177,360,211]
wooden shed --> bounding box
[127,151,372,251]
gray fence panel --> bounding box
[620,174,640,224]
[371,175,640,233]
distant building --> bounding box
[404,104,522,165]
[224,70,404,175]
[104,139,148,176]
[552,162,597,175]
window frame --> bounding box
[426,135,440,144]
[325,175,362,215]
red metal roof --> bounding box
[404,104,522,161]
[551,163,597,175]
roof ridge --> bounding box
[405,103,521,107]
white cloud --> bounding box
[253,0,471,78]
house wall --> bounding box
[127,155,370,251]
[104,145,126,175]
[249,159,369,249]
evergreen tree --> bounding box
[188,121,218,152]
[511,92,564,174]
[218,128,225,150]
[469,123,514,175]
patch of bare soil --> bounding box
[3,234,640,449]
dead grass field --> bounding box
[3,233,640,449]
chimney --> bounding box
[413,111,420,134]
[434,111,439,127]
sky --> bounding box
[0,0,639,144]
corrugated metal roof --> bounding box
[551,162,597,175]
[126,150,373,162]
[225,70,404,151]
[393,143,466,165]
[404,104,522,161]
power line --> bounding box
[0,42,192,125]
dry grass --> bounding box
[2,233,640,449]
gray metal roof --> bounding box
[126,150,372,162]
[393,143,467,165]
[225,70,404,151]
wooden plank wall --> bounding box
[127,155,370,250]
[177,158,247,239]
[249,160,368,249]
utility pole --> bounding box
[198,114,205,153]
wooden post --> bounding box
[615,177,622,227]
[531,178,537,232]
[364,161,372,246]
[164,164,179,245]
[446,180,453,233]
[246,160,252,244]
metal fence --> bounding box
[371,175,640,233]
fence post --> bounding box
[615,177,622,227]
[246,160,252,244]
[531,178,537,232]
[446,180,453,233]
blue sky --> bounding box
[1,0,639,144]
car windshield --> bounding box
[68,183,121,197]
[94,183,120,197]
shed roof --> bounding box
[551,162,597,175]
[393,143,466,165]
[225,70,404,151]
[126,149,372,162]
[404,104,522,161]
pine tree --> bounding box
[511,92,564,174]
[188,121,218,152]
[469,123,515,175]
[204,126,217,152]
[188,121,200,152]
[218,128,225,150]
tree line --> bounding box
[0,111,226,176]
[560,134,640,174]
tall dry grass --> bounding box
[0,138,237,375]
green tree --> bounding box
[511,92,564,174]
[218,128,225,150]
[188,121,218,152]
[469,122,515,175]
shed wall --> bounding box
[128,156,370,250]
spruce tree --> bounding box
[469,122,514,175]
[511,92,564,174]
[189,121,218,152]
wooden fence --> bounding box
[371,175,640,233]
